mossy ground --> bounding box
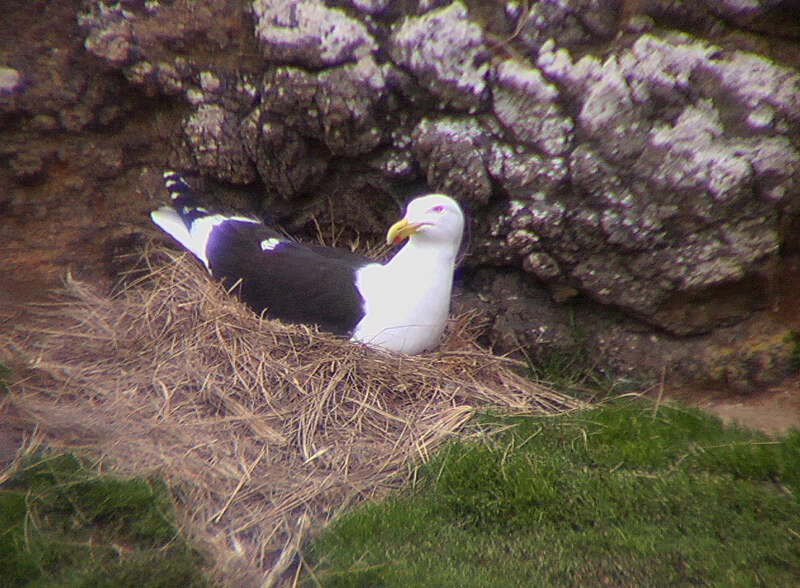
[304,400,800,587]
[0,452,208,588]
[3,356,799,586]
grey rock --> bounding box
[0,66,22,95]
[465,261,793,393]
[124,60,156,88]
[484,144,568,199]
[79,3,137,67]
[59,104,96,132]
[635,100,796,209]
[389,2,489,111]
[123,59,191,97]
[504,32,800,334]
[522,251,561,281]
[259,57,388,157]
[8,148,52,181]
[184,104,257,184]
[80,3,238,102]
[366,148,417,179]
[462,269,580,354]
[242,107,329,198]
[314,58,389,155]
[347,0,392,15]
[29,115,59,132]
[700,0,784,25]
[259,66,320,137]
[694,50,800,129]
[411,117,491,206]
[516,0,621,54]
[252,0,377,67]
[154,61,189,95]
[366,119,419,179]
[492,59,573,156]
[200,71,222,94]
[478,195,567,271]
[411,113,569,210]
[242,56,391,197]
[538,33,717,161]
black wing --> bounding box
[206,220,371,335]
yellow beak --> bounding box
[386,218,424,245]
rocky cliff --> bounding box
[2,0,799,390]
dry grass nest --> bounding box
[4,244,582,586]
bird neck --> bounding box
[387,238,457,273]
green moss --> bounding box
[305,400,800,587]
[785,330,800,370]
[0,453,208,588]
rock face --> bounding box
[389,3,490,111]
[253,0,377,67]
[492,33,799,336]
[3,0,800,389]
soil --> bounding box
[664,376,800,436]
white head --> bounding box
[386,194,465,250]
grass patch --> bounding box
[0,453,208,588]
[304,400,800,586]
[526,345,625,402]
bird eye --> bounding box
[431,205,445,214]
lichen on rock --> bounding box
[492,59,573,156]
[0,66,23,96]
[411,116,491,206]
[252,0,378,67]
[184,104,257,184]
[389,2,490,112]
[501,31,800,336]
[79,2,138,67]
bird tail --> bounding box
[150,171,213,267]
[162,170,211,226]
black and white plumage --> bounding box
[150,171,465,355]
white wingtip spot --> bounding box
[170,191,182,200]
[163,170,178,178]
[260,237,282,251]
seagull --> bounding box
[150,172,465,354]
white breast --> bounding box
[351,246,455,355]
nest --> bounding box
[4,245,581,586]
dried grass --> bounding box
[4,245,581,586]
